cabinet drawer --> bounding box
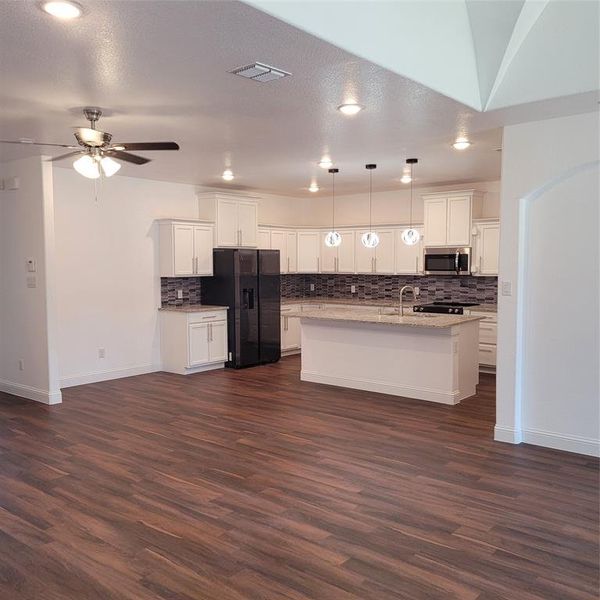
[479,321,497,344]
[479,343,497,366]
[188,311,227,324]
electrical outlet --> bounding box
[310,283,315,292]
[177,289,183,300]
[18,359,24,371]
[351,285,356,294]
[98,348,106,359]
[501,281,512,296]
[414,286,420,296]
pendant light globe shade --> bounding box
[73,154,100,179]
[401,228,420,246]
[100,156,121,177]
[361,231,379,248]
[325,230,342,248]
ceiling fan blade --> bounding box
[105,150,151,165]
[47,151,83,162]
[112,142,179,151]
[0,140,78,148]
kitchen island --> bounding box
[287,306,483,405]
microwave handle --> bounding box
[455,249,460,274]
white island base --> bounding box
[299,316,480,405]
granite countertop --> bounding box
[285,306,485,329]
[281,297,497,313]
[159,304,229,313]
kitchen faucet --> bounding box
[399,285,418,316]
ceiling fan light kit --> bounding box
[1,107,179,180]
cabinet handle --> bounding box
[479,256,483,274]
[206,325,210,342]
[287,256,290,272]
[415,256,419,273]
[210,323,213,341]
[317,257,320,272]
[240,229,243,246]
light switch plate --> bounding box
[26,258,36,272]
[310,283,315,291]
[26,275,36,288]
[501,281,512,296]
[351,285,356,294]
[177,289,183,299]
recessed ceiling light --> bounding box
[452,138,471,150]
[318,158,333,169]
[222,169,234,181]
[400,174,412,184]
[337,103,363,116]
[40,1,83,19]
[309,182,319,193]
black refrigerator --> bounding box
[202,249,281,368]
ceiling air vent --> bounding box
[230,62,291,83]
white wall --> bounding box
[271,180,500,227]
[53,169,202,386]
[496,111,599,456]
[0,156,61,404]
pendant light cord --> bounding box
[409,163,413,228]
[369,169,372,231]
[332,171,335,230]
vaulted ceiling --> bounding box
[248,0,599,111]
[0,1,597,196]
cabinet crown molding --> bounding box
[196,191,260,202]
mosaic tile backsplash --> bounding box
[280,274,498,304]
[161,274,497,306]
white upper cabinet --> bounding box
[159,220,214,277]
[214,196,258,248]
[237,200,258,247]
[395,227,424,274]
[374,229,395,273]
[270,230,287,272]
[297,231,320,273]
[257,228,271,249]
[337,230,355,273]
[319,230,337,272]
[423,190,483,247]
[473,221,500,276]
[355,230,375,273]
[446,195,472,246]
[286,232,298,273]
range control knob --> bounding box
[455,308,460,314]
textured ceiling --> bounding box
[0,0,597,196]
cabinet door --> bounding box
[337,230,355,273]
[270,230,288,273]
[208,321,228,362]
[287,316,301,349]
[193,226,214,276]
[238,201,258,247]
[286,232,298,273]
[216,199,239,247]
[188,323,210,366]
[257,229,271,249]
[423,198,448,246]
[297,231,320,272]
[395,228,423,274]
[173,224,195,276]
[374,229,395,273]
[355,230,375,273]
[478,223,500,275]
[447,195,471,246]
[319,231,337,272]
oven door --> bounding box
[424,248,471,275]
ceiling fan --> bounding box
[0,107,179,179]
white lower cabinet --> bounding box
[281,305,301,353]
[161,309,228,374]
[468,310,497,368]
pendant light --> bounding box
[361,163,379,248]
[324,168,341,247]
[401,158,420,246]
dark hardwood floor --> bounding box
[0,356,598,600]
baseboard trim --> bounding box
[0,379,62,405]
[60,363,160,388]
[494,425,523,444]
[522,428,600,457]
[301,370,463,405]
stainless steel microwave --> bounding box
[423,247,471,275]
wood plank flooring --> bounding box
[0,356,598,600]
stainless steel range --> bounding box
[413,301,480,315]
